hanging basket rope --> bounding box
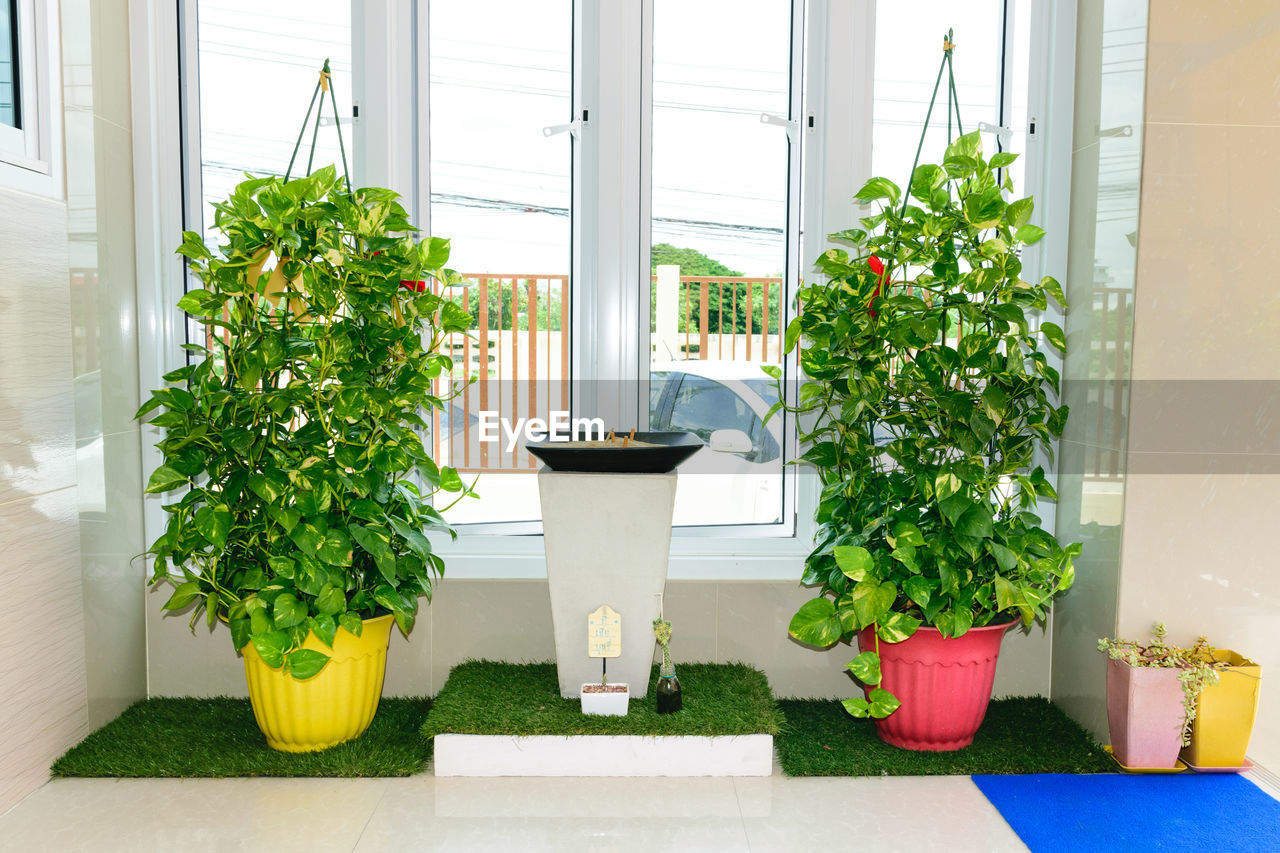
[284,58,352,189]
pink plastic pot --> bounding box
[1105,658,1186,769]
[857,621,1014,751]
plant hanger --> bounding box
[285,58,351,188]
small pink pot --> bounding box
[1105,658,1185,768]
[857,620,1014,751]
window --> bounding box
[170,1,1061,558]
[0,0,58,194]
[425,0,573,527]
[0,0,19,129]
[188,0,355,240]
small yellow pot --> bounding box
[242,613,394,753]
[1181,648,1262,768]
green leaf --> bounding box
[1006,197,1034,228]
[338,612,364,638]
[846,650,882,685]
[229,617,251,652]
[315,584,346,616]
[251,631,289,669]
[317,529,354,567]
[854,176,901,207]
[833,545,872,581]
[145,465,188,494]
[307,614,337,648]
[1041,321,1066,353]
[850,580,897,628]
[903,576,933,610]
[867,687,902,718]
[990,543,1018,572]
[163,581,202,611]
[994,575,1020,611]
[272,592,307,629]
[1042,275,1067,309]
[889,522,924,548]
[877,611,922,643]
[193,504,232,549]
[990,151,1019,168]
[934,469,962,501]
[284,649,330,680]
[842,696,871,718]
[956,504,995,540]
[1015,224,1046,245]
[788,598,844,647]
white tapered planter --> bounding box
[538,469,677,699]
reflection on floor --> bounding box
[0,769,1027,852]
[4,764,1277,851]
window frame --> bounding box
[0,0,61,197]
[139,0,1078,580]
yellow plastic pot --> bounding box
[242,614,394,753]
[1181,648,1261,768]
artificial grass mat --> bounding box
[51,697,432,778]
[776,696,1113,777]
[422,660,782,738]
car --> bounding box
[648,360,785,526]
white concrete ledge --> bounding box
[433,734,774,777]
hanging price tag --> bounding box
[587,605,622,659]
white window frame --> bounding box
[133,0,1077,581]
[0,0,62,197]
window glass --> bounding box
[195,1,354,240]
[872,3,1006,186]
[0,0,18,128]
[649,0,792,527]
[427,0,573,526]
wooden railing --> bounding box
[651,272,788,363]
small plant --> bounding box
[1098,623,1222,745]
[653,617,674,672]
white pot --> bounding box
[580,683,630,716]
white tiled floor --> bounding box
[0,770,1029,852]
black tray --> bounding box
[526,431,703,473]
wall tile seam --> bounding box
[0,483,80,510]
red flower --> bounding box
[866,255,888,317]
[400,280,427,293]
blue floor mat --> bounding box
[973,773,1280,852]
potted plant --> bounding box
[137,166,474,752]
[1182,643,1261,769]
[581,675,630,717]
[779,131,1079,751]
[1099,624,1220,769]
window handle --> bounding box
[543,110,588,139]
[978,121,1013,147]
[759,112,798,143]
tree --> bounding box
[650,244,776,339]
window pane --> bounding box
[0,0,19,128]
[649,0,792,528]
[427,0,572,526]
[872,3,1005,185]
[195,1,354,238]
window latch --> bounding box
[978,121,1013,146]
[759,112,798,143]
[543,110,588,139]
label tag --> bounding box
[587,604,622,659]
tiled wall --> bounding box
[147,579,1052,700]
[1114,0,1280,769]
[0,188,89,814]
[0,0,146,816]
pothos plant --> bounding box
[777,131,1081,719]
[137,166,475,679]
[1099,623,1222,746]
